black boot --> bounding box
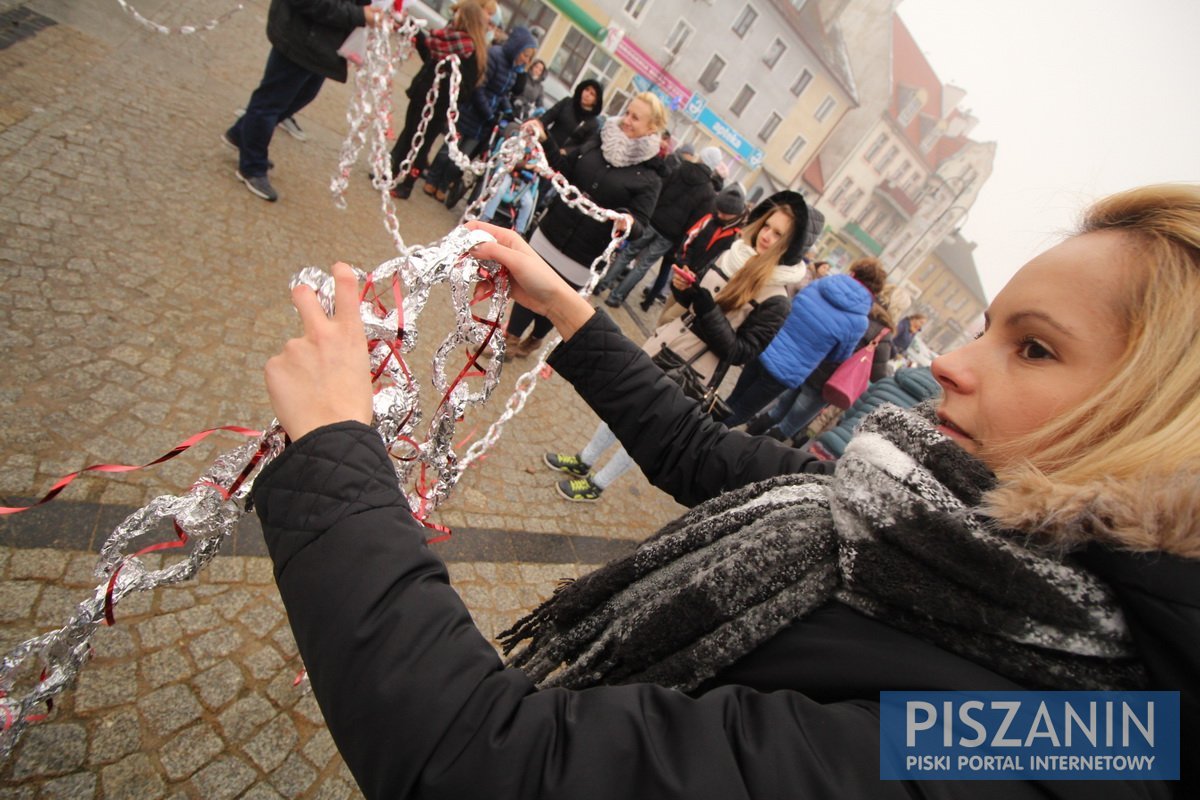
[745,414,774,436]
[764,426,788,441]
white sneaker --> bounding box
[278,116,307,141]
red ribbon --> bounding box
[0,426,262,515]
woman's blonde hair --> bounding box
[985,183,1200,557]
[631,92,669,134]
[715,205,796,311]
[451,2,489,80]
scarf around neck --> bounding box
[501,403,1146,693]
[428,27,475,61]
[599,117,661,168]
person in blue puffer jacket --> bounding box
[721,257,888,427]
[423,25,538,200]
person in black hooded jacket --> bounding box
[256,184,1199,799]
[529,78,604,167]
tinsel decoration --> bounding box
[1,8,640,760]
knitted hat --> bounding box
[715,183,746,215]
[676,143,695,157]
[699,146,723,170]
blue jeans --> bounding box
[598,227,674,303]
[763,382,827,439]
[482,174,536,233]
[721,357,789,427]
[228,47,325,177]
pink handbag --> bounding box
[822,327,891,409]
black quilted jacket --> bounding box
[266,0,368,83]
[253,312,1183,800]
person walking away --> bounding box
[597,146,722,307]
[500,92,668,359]
[545,192,808,500]
[720,257,887,426]
[224,0,384,202]
[386,1,489,199]
[257,183,1200,799]
[422,26,537,201]
[746,295,895,444]
[641,182,747,312]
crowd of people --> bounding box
[227,6,1196,797]
[225,0,952,491]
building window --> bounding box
[763,38,786,68]
[698,54,726,92]
[875,145,899,172]
[549,27,595,86]
[581,47,622,93]
[783,134,807,163]
[623,0,652,21]
[840,187,864,216]
[501,0,558,34]
[758,111,782,142]
[830,177,853,207]
[814,94,836,122]
[897,91,923,126]
[890,159,911,185]
[732,5,758,37]
[864,133,887,162]
[664,19,693,56]
[730,84,755,117]
[902,173,922,197]
[791,69,813,96]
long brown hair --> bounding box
[714,206,797,311]
[451,2,488,81]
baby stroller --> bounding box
[444,117,518,210]
[479,167,540,237]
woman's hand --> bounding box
[671,266,697,291]
[521,119,546,142]
[466,220,594,340]
[264,262,374,441]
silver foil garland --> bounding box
[1,10,637,760]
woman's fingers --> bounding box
[331,262,360,326]
[291,284,326,335]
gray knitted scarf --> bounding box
[599,117,661,168]
[501,403,1146,693]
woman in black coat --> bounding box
[385,2,488,199]
[501,91,668,359]
[257,184,1200,798]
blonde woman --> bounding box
[544,192,811,501]
[502,92,669,359]
[259,184,1198,798]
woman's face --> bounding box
[580,86,597,110]
[620,99,656,139]
[754,210,793,255]
[531,61,545,79]
[931,230,1132,465]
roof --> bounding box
[933,232,988,305]
[775,0,860,104]
[802,156,826,193]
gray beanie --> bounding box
[715,183,746,215]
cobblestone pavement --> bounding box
[0,1,689,796]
